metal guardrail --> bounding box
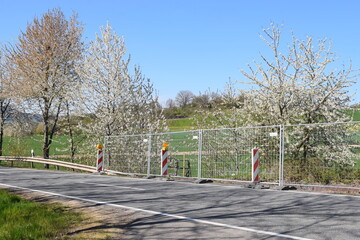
[0,156,97,173]
[0,156,139,176]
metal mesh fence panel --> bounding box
[201,126,281,182]
[103,122,360,188]
[150,131,200,177]
[105,134,150,175]
[283,122,360,186]
[104,126,282,182]
[104,131,200,177]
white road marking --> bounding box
[0,171,9,174]
[0,183,313,240]
[82,182,145,191]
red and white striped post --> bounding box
[252,148,260,183]
[161,142,169,176]
[97,144,104,172]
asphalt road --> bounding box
[0,166,359,240]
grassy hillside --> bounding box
[166,108,360,132]
[166,118,195,132]
[350,108,360,121]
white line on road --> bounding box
[0,183,313,240]
[0,171,9,174]
[82,182,145,191]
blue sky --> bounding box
[1,0,359,105]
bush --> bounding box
[33,123,44,135]
[285,157,359,185]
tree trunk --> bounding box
[0,100,7,157]
[65,101,75,163]
[0,120,3,156]
[42,98,62,169]
[43,124,50,168]
[42,99,50,168]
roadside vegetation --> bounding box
[1,107,359,156]
[0,190,81,240]
[164,105,360,132]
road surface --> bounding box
[0,166,359,240]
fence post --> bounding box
[279,125,285,187]
[31,149,34,168]
[198,129,203,179]
[147,135,152,177]
[252,148,260,182]
[103,136,108,171]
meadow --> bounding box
[2,135,71,157]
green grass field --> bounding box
[347,108,360,121]
[2,135,71,157]
[166,118,195,132]
[0,190,81,240]
[352,110,360,121]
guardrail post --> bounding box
[30,150,34,168]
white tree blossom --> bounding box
[198,24,356,166]
[240,25,353,126]
[76,23,167,143]
[4,9,83,161]
[240,24,356,166]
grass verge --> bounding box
[0,189,81,240]
[0,187,137,239]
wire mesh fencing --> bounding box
[104,131,200,177]
[200,126,281,182]
[104,125,282,183]
[283,122,360,186]
[103,122,360,188]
